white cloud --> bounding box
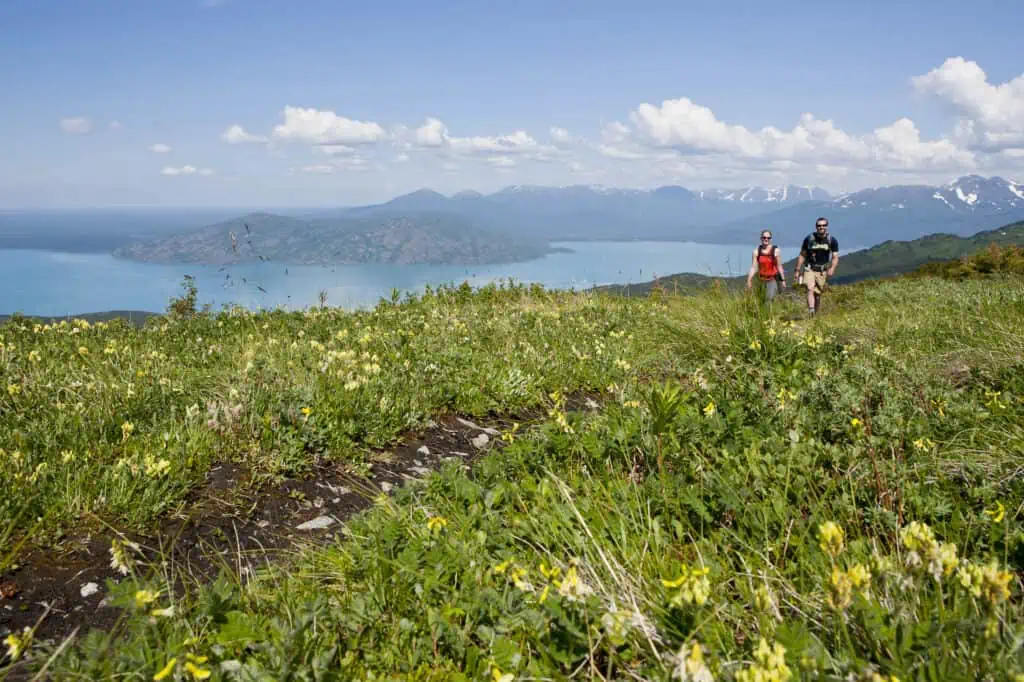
[550,127,573,146]
[301,164,334,174]
[60,117,93,135]
[108,121,122,131]
[211,57,1021,192]
[415,118,447,147]
[149,143,172,154]
[316,145,356,157]
[410,117,559,162]
[161,165,212,176]
[487,156,516,168]
[272,106,388,146]
[912,57,1024,152]
[625,96,974,171]
[221,124,268,145]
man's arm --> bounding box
[794,252,805,281]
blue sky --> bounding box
[2,0,1022,208]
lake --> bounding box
[0,241,763,317]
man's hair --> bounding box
[815,217,829,227]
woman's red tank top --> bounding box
[757,245,778,280]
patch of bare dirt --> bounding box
[0,392,604,657]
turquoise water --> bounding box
[0,241,760,316]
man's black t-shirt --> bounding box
[801,233,839,269]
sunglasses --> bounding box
[761,236,772,240]
[816,224,828,229]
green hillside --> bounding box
[3,269,1024,681]
[597,219,1024,297]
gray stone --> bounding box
[296,515,335,530]
[456,417,500,436]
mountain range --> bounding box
[114,174,1024,265]
[322,174,1023,247]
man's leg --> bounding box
[802,271,816,313]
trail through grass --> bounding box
[4,275,1024,680]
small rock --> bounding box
[472,433,490,449]
[456,417,500,436]
[296,516,335,530]
[417,445,430,456]
[451,451,471,458]
[80,582,100,598]
[381,481,394,493]
[317,482,351,495]
[257,520,270,528]
[585,397,600,410]
[411,467,431,476]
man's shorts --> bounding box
[802,269,828,294]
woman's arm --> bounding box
[746,249,758,289]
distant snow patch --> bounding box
[932,192,954,209]
[1009,183,1024,200]
[955,186,978,205]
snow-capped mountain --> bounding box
[699,185,831,203]
[711,175,1024,246]
[341,175,1023,247]
[836,175,1023,213]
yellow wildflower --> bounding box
[184,661,211,680]
[736,637,791,682]
[134,589,158,609]
[818,521,845,559]
[427,516,448,532]
[702,400,716,417]
[491,665,514,682]
[4,627,31,662]
[985,501,1006,524]
[957,560,1013,606]
[662,564,711,607]
[672,641,714,682]
[153,658,177,681]
[557,565,594,602]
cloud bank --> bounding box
[213,57,1022,192]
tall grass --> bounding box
[6,274,1024,680]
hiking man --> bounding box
[746,229,785,302]
[794,217,839,314]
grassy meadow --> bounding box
[2,268,1024,680]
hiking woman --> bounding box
[746,230,786,301]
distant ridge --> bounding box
[0,310,160,327]
[595,218,1024,296]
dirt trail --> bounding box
[0,393,602,655]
